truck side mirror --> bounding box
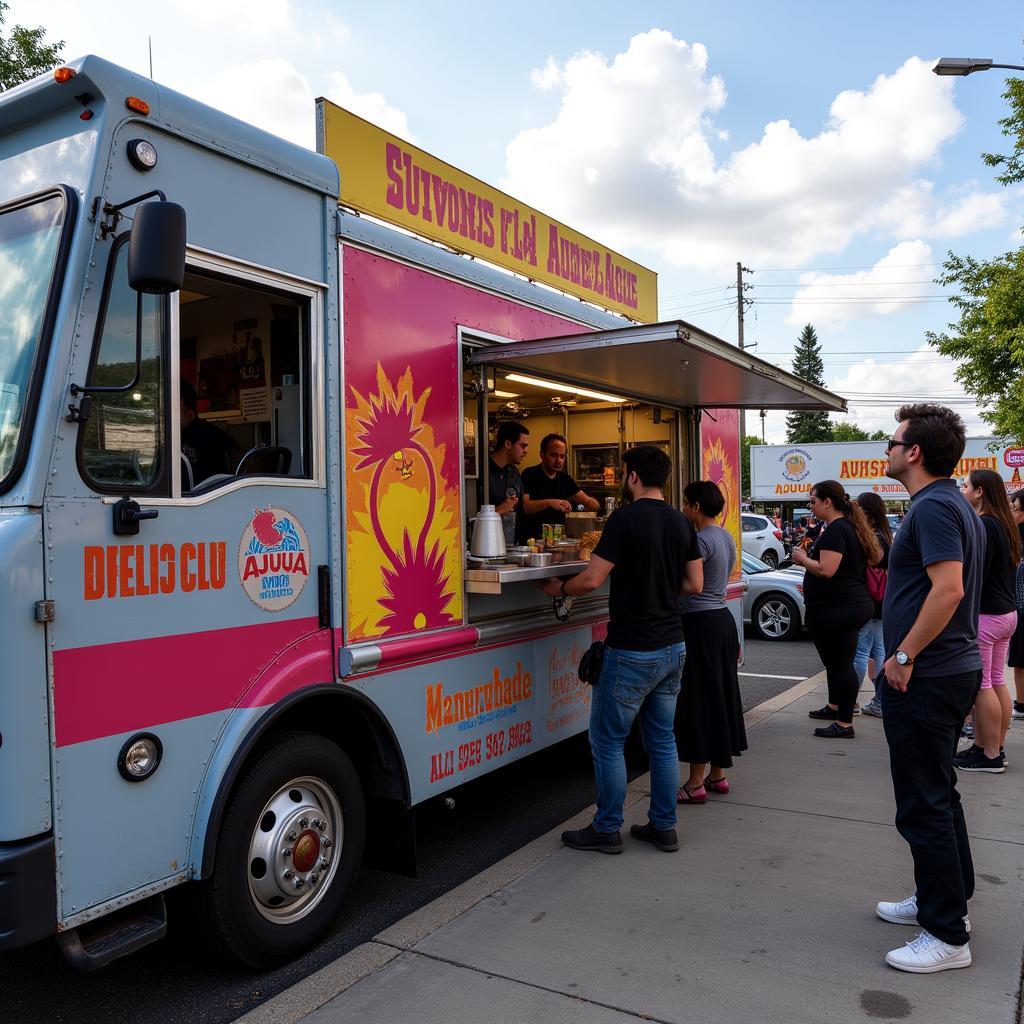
[128,201,186,294]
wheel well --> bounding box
[199,687,410,879]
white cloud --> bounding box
[197,58,316,149]
[827,346,986,437]
[784,240,935,327]
[870,181,1009,239]
[324,71,416,142]
[530,56,563,92]
[503,36,980,273]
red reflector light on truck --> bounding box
[54,67,76,84]
[126,96,151,115]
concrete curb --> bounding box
[235,669,828,1024]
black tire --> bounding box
[760,549,779,569]
[751,593,800,641]
[194,730,365,969]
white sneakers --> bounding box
[875,894,919,925]
[885,930,972,973]
[875,893,971,932]
[876,894,972,973]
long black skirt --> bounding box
[1009,609,1024,667]
[674,607,748,768]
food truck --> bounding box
[0,56,846,969]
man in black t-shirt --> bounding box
[875,403,983,974]
[483,421,529,546]
[542,445,702,855]
[517,433,599,543]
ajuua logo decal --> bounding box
[238,507,310,612]
[781,448,811,482]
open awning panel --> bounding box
[468,320,846,412]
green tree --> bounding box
[927,75,1024,441]
[829,421,870,442]
[785,324,832,443]
[740,433,762,496]
[0,1,63,91]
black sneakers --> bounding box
[1013,701,1024,721]
[629,822,680,852]
[954,745,1005,774]
[808,705,839,720]
[561,824,623,854]
[813,722,855,739]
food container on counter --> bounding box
[564,512,596,538]
[549,540,580,563]
[506,545,532,566]
[527,552,553,567]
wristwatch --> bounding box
[895,650,914,666]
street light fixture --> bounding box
[932,57,1024,76]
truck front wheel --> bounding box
[196,730,365,968]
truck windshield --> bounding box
[0,194,65,485]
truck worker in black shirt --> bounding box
[517,433,599,543]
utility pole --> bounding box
[735,262,753,471]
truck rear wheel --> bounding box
[196,730,365,968]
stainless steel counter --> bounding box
[464,560,588,594]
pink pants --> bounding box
[978,610,1018,689]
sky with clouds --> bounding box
[13,0,1022,441]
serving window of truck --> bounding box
[0,56,845,973]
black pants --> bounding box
[805,602,872,720]
[881,670,981,946]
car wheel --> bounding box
[760,550,779,569]
[752,594,799,641]
[194,731,365,968]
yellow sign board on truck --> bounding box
[318,100,658,323]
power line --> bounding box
[750,280,937,288]
[755,263,935,272]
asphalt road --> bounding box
[0,632,821,1024]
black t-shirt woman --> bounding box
[791,479,882,737]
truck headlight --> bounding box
[118,733,163,781]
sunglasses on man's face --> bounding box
[885,438,914,453]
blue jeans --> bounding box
[589,642,685,833]
[854,618,885,698]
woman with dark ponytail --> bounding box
[792,480,882,738]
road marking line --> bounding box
[739,672,806,681]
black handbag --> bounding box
[578,640,605,685]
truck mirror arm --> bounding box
[92,189,167,240]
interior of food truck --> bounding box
[463,367,681,518]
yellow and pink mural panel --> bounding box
[342,247,590,643]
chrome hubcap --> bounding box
[758,600,792,638]
[247,776,343,924]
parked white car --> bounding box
[742,551,806,641]
[741,513,786,569]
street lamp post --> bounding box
[933,57,1024,76]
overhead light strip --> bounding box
[504,373,626,404]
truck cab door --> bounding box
[47,233,331,926]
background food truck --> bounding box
[0,56,845,970]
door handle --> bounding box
[113,496,160,536]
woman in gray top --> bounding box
[674,481,748,803]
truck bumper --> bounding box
[0,834,56,950]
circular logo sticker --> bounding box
[781,448,811,482]
[238,507,311,612]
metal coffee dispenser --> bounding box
[469,504,506,559]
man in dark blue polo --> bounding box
[875,403,983,974]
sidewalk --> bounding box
[240,674,1024,1024]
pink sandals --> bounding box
[704,776,729,795]
[677,782,707,804]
